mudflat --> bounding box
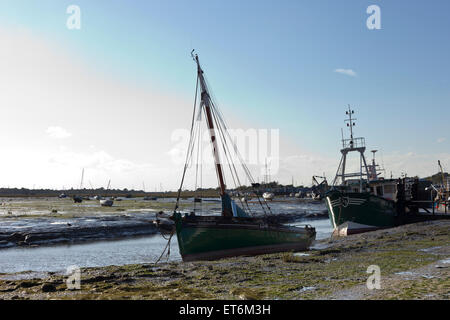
[0,220,448,300]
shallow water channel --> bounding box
[0,218,332,274]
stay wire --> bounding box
[174,75,199,212]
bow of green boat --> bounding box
[325,189,397,235]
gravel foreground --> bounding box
[0,220,448,300]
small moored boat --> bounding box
[262,192,275,201]
[100,198,113,207]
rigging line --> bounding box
[204,74,256,186]
[186,113,202,174]
[209,101,253,216]
[210,100,251,182]
[254,170,272,215]
[380,149,386,175]
[211,100,256,184]
[214,109,265,216]
[210,103,236,189]
[212,98,266,215]
[200,88,226,192]
[332,155,344,186]
[154,230,174,265]
[204,76,266,215]
[174,74,199,212]
[212,101,247,193]
[202,75,248,177]
[253,189,269,216]
[186,112,203,170]
[185,127,196,169]
[213,108,266,216]
[194,117,202,211]
[207,94,236,188]
[214,114,254,217]
[214,111,239,186]
[261,192,273,214]
[200,117,203,212]
[194,117,202,188]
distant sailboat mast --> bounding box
[79,168,84,189]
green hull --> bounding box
[325,190,396,234]
[174,213,316,261]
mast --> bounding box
[332,106,370,191]
[80,168,84,189]
[193,54,227,196]
[105,179,111,197]
[438,160,445,188]
[438,160,447,200]
[265,158,268,185]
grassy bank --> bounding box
[0,220,448,300]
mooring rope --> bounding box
[154,230,175,265]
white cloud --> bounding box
[334,68,357,77]
[46,126,72,139]
[48,148,154,173]
[437,137,446,144]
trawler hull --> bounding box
[325,190,397,235]
[325,189,450,236]
[174,213,316,262]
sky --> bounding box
[0,0,449,190]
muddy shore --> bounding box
[0,220,448,300]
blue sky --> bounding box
[0,1,448,189]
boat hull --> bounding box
[100,199,114,207]
[325,190,396,235]
[174,214,316,262]
[262,192,275,201]
[325,190,450,235]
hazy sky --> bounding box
[0,0,449,190]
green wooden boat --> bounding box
[171,52,316,262]
[174,212,315,262]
